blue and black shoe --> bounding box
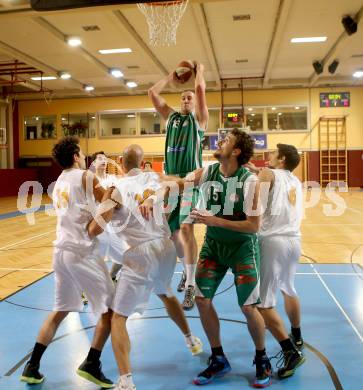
[253,355,272,388]
[193,355,231,385]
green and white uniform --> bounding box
[195,163,260,306]
[165,111,204,232]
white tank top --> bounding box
[111,170,170,248]
[53,168,96,253]
[97,173,116,189]
[260,169,302,238]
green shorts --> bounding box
[167,187,199,234]
[196,235,260,306]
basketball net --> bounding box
[137,0,188,46]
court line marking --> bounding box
[0,268,52,272]
[3,317,344,390]
[0,230,55,251]
[174,271,363,276]
[310,263,363,343]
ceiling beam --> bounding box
[309,5,363,87]
[112,10,180,93]
[0,1,223,19]
[33,16,130,93]
[191,3,220,88]
[263,0,293,88]
[112,10,169,77]
[0,75,44,92]
[0,39,97,95]
[0,40,57,75]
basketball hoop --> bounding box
[137,0,188,46]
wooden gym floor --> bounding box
[1,189,362,301]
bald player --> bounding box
[148,61,208,310]
[88,145,203,390]
[20,137,114,388]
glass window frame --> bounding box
[221,105,310,133]
[24,114,57,141]
[98,110,137,138]
[60,113,96,138]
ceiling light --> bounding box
[295,106,300,110]
[248,108,253,111]
[99,48,132,54]
[271,107,276,110]
[127,114,135,118]
[67,37,82,47]
[353,70,363,78]
[59,71,71,80]
[126,81,138,88]
[291,37,327,43]
[91,116,96,119]
[84,85,94,91]
[251,113,255,117]
[31,76,57,80]
[278,112,282,116]
[61,117,66,121]
[110,68,123,78]
[35,117,39,120]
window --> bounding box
[206,109,220,133]
[267,106,308,131]
[24,115,57,140]
[99,112,136,137]
[60,113,96,138]
[140,112,166,135]
[246,108,263,131]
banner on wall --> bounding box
[202,135,219,151]
[217,129,267,150]
[250,134,267,150]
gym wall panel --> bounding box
[17,87,363,158]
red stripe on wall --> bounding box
[348,150,363,187]
[307,151,320,183]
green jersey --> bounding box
[165,111,204,177]
[198,163,257,243]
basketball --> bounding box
[173,60,195,84]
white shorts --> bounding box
[112,237,176,317]
[53,248,114,317]
[258,236,301,308]
[98,229,129,264]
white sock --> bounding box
[178,256,186,270]
[185,264,196,287]
[185,333,195,346]
[119,373,134,387]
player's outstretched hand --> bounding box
[190,209,218,226]
[194,61,204,74]
[139,198,154,221]
[244,161,260,174]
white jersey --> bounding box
[97,173,116,189]
[259,169,302,238]
[111,170,170,248]
[53,168,96,253]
